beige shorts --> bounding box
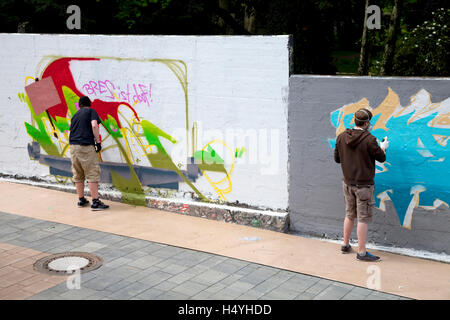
[342,181,375,223]
[70,145,100,183]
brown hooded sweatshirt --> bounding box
[334,128,386,186]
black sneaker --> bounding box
[356,251,381,262]
[91,199,110,211]
[341,244,352,254]
[77,197,90,208]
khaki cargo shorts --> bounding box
[342,181,375,223]
[70,145,100,183]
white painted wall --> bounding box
[0,34,289,210]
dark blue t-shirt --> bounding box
[69,107,101,145]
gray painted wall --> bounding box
[288,75,450,254]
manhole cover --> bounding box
[33,252,103,276]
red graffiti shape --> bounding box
[42,57,140,128]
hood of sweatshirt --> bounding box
[342,128,371,148]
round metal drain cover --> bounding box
[33,252,103,276]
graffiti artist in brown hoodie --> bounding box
[334,108,389,262]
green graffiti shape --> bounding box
[61,86,79,118]
[194,145,227,174]
[103,115,123,138]
[54,116,70,133]
[110,169,147,206]
[102,120,146,206]
[141,120,208,201]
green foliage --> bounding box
[392,8,450,76]
[115,0,160,29]
[102,115,123,139]
[1,0,448,75]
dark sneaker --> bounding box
[77,197,90,208]
[356,251,381,262]
[341,244,352,254]
[91,199,109,211]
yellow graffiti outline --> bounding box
[200,139,236,201]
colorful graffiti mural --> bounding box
[328,87,450,229]
[19,56,244,205]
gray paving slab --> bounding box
[191,291,215,300]
[235,264,262,276]
[211,260,247,274]
[207,287,243,300]
[0,231,22,242]
[226,280,255,294]
[305,280,333,295]
[154,290,190,300]
[152,280,180,292]
[203,282,227,294]
[0,211,411,301]
[82,290,115,300]
[239,272,272,286]
[237,290,265,300]
[220,274,245,286]
[260,287,299,300]
[183,265,210,277]
[121,249,151,261]
[83,275,125,291]
[26,290,63,300]
[106,281,151,300]
[113,239,150,251]
[41,224,74,234]
[155,259,189,274]
[135,287,165,300]
[8,219,42,229]
[169,272,196,285]
[151,246,185,259]
[101,265,143,280]
[4,238,31,248]
[252,278,287,295]
[190,269,229,286]
[341,292,367,300]
[312,284,352,300]
[347,286,375,297]
[171,280,208,297]
[127,255,164,269]
[103,256,134,269]
[20,230,54,242]
[71,241,108,253]
[294,291,316,300]
[58,288,100,300]
[136,270,173,287]
[122,266,160,283]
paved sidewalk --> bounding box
[0,212,407,300]
[1,181,449,300]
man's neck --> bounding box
[354,126,365,131]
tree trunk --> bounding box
[358,0,370,75]
[17,22,29,33]
[218,0,232,34]
[244,5,256,34]
[381,0,403,75]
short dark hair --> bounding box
[79,96,91,107]
[354,108,372,127]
